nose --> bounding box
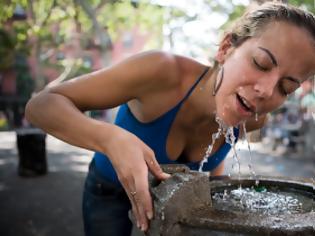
[253,75,278,98]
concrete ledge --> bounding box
[132,164,211,236]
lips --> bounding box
[236,94,256,114]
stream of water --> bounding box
[201,114,314,216]
[199,116,242,182]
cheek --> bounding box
[223,58,254,91]
[214,94,240,126]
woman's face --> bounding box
[215,21,315,126]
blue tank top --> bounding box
[93,67,239,184]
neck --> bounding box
[201,66,220,119]
[186,66,220,126]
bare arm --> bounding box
[26,91,116,153]
[25,51,179,231]
[25,51,178,153]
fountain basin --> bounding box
[184,175,315,236]
[132,165,315,236]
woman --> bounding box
[25,2,315,235]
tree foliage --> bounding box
[0,0,165,92]
[288,0,314,12]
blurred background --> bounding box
[0,0,314,235]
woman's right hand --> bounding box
[105,126,171,232]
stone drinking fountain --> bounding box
[131,165,315,236]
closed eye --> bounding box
[252,57,269,72]
[278,77,301,96]
[278,81,289,96]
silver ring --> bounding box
[130,191,137,196]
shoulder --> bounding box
[130,50,202,80]
[46,51,209,110]
[124,50,205,97]
[43,50,206,111]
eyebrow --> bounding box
[258,46,301,85]
[258,47,278,66]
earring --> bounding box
[212,65,224,96]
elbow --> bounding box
[25,94,39,125]
[24,90,49,125]
[25,98,35,124]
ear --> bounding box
[215,34,234,64]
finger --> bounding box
[144,152,171,180]
[126,190,141,228]
[140,183,154,221]
[133,192,148,231]
[120,179,141,229]
[134,170,153,231]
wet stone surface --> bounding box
[187,176,315,235]
[131,167,315,236]
[212,186,313,215]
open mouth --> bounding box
[236,94,255,113]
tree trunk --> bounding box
[28,0,57,92]
[74,0,113,67]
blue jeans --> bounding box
[82,160,132,236]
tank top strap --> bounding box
[177,66,210,106]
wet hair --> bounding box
[226,2,315,47]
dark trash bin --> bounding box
[16,128,47,177]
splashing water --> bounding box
[200,115,257,186]
[242,123,259,186]
[199,116,239,174]
[198,116,225,171]
[225,125,242,182]
[212,187,310,215]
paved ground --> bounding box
[0,131,314,236]
[0,132,91,236]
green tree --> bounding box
[289,0,314,12]
[0,0,165,92]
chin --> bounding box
[216,111,241,128]
[218,115,241,127]
[216,98,249,127]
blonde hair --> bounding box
[226,2,315,47]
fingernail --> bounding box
[146,211,153,220]
[141,224,146,231]
[137,221,140,228]
[163,173,171,178]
